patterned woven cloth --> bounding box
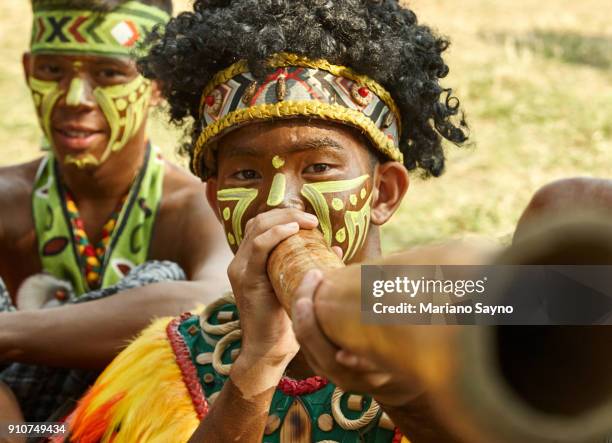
[0,278,15,313]
[0,260,186,422]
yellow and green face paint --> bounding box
[266,173,287,207]
[28,73,152,169]
[217,172,372,262]
[217,187,259,249]
[66,77,86,107]
[266,156,288,207]
[216,159,373,261]
[29,76,64,148]
[272,155,285,169]
[27,1,168,168]
[301,174,372,262]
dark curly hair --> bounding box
[139,0,468,177]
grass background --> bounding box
[1,0,610,253]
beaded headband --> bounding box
[30,0,170,57]
[193,53,403,178]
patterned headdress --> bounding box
[30,0,170,57]
[193,53,404,178]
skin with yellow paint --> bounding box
[25,53,155,170]
[335,227,346,243]
[28,76,63,146]
[300,174,370,248]
[66,75,151,167]
[342,192,373,261]
[211,120,387,262]
[300,175,372,262]
[266,173,286,207]
[227,232,236,246]
[331,197,344,211]
[217,187,259,250]
[272,155,285,169]
[66,78,86,107]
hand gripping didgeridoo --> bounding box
[267,223,612,443]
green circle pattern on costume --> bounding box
[177,308,398,442]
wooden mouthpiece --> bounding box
[267,229,344,315]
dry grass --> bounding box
[1,0,610,252]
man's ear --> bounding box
[205,177,223,223]
[149,80,163,107]
[22,52,32,85]
[370,161,409,226]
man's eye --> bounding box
[39,64,62,76]
[304,163,331,174]
[98,69,125,80]
[233,170,261,180]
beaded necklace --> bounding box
[63,190,127,290]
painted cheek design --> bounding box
[66,75,153,168]
[29,73,152,169]
[267,173,287,207]
[80,75,152,165]
[28,76,63,146]
[342,192,373,262]
[300,174,372,262]
[217,187,259,247]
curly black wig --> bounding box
[139,0,468,177]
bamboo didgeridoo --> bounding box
[267,229,345,313]
[267,219,612,443]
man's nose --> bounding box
[62,76,95,108]
[265,173,305,211]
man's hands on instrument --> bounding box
[228,208,319,370]
[292,269,424,407]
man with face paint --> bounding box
[59,1,471,442]
[0,0,231,430]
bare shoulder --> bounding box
[525,177,612,213]
[0,159,43,220]
[0,159,43,252]
[150,160,226,275]
[159,160,213,217]
[0,159,41,201]
[515,177,612,242]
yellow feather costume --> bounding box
[66,310,410,443]
[69,317,200,443]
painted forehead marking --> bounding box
[272,155,285,169]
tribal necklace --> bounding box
[63,190,127,290]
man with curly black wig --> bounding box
[64,1,468,441]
